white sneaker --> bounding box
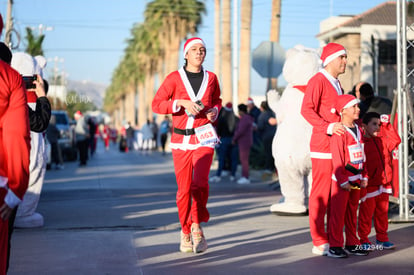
[221,170,230,177]
[209,176,221,183]
[312,243,329,256]
[237,177,250,185]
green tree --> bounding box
[144,0,206,77]
[25,27,45,56]
[104,0,206,127]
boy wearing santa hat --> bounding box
[328,94,368,258]
[152,37,221,253]
[301,42,348,255]
[358,112,400,250]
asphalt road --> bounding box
[8,141,414,275]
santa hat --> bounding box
[183,37,206,57]
[320,43,346,67]
[336,94,359,113]
[247,97,254,104]
[74,110,83,119]
[224,102,233,111]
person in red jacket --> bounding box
[0,20,31,275]
[327,94,369,258]
[152,37,221,254]
[301,43,347,256]
[102,124,111,151]
[358,112,401,250]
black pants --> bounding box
[51,142,63,165]
[263,136,275,171]
[77,139,89,165]
[160,133,168,152]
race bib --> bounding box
[348,143,364,164]
[195,123,220,146]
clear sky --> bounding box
[0,0,389,95]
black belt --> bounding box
[174,127,195,135]
[345,163,363,175]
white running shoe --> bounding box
[209,176,221,183]
[312,243,329,256]
[237,177,251,185]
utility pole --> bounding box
[214,0,221,81]
[5,0,13,47]
[267,0,281,91]
[232,0,238,106]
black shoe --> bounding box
[327,247,348,258]
[345,245,369,256]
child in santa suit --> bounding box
[328,94,369,258]
[152,37,221,253]
[358,112,401,250]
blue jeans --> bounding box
[216,137,238,177]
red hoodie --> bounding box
[363,121,401,187]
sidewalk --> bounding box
[8,142,414,274]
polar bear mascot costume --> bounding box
[267,45,320,215]
[11,52,47,227]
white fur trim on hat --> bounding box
[323,49,346,67]
[183,37,206,57]
[342,98,360,110]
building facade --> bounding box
[316,2,414,99]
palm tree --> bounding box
[105,0,207,127]
[221,0,232,104]
[129,23,160,126]
[238,0,252,105]
[25,27,44,56]
[214,0,221,80]
[268,0,281,91]
[144,0,206,78]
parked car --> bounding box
[51,110,77,161]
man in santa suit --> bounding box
[301,43,347,256]
[0,14,31,274]
[152,37,221,254]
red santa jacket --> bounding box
[0,61,31,208]
[152,67,222,150]
[362,120,400,191]
[331,124,368,187]
[301,71,342,159]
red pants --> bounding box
[358,192,390,243]
[309,158,332,246]
[172,147,214,234]
[328,182,360,247]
